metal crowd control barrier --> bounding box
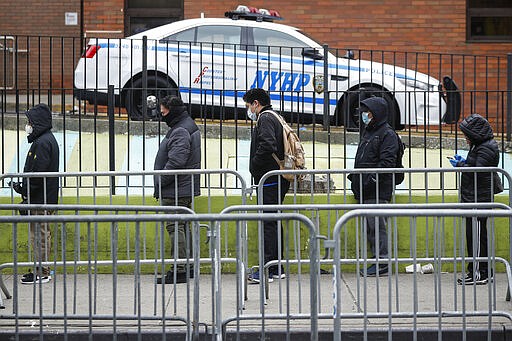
[0,169,251,306]
[330,209,512,341]
[222,202,512,303]
[0,212,320,340]
[1,168,249,205]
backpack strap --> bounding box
[260,110,287,165]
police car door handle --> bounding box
[171,53,189,58]
[253,60,272,65]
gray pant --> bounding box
[161,197,192,273]
[29,210,54,276]
[363,199,389,259]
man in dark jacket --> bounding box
[154,96,201,284]
[450,113,500,285]
[11,103,60,284]
[244,88,290,284]
[348,97,399,277]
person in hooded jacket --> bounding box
[10,103,59,284]
[154,96,201,284]
[244,88,290,284]
[450,113,500,285]
[348,97,399,277]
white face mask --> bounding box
[25,124,33,135]
[361,111,372,125]
[247,108,257,121]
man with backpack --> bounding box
[348,97,400,277]
[244,88,290,284]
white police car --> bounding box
[74,5,460,127]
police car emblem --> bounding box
[313,75,324,94]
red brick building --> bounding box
[1,1,510,54]
[1,0,511,121]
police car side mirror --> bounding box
[302,48,324,60]
[344,50,355,59]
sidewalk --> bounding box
[0,272,510,337]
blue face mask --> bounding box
[361,111,372,125]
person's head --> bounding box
[359,97,388,127]
[459,113,494,146]
[25,103,52,140]
[243,88,271,120]
[160,95,186,126]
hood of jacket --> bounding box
[25,104,53,143]
[360,97,388,128]
[459,113,494,145]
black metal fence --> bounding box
[1,34,511,180]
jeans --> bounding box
[362,199,389,259]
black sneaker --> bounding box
[457,273,488,285]
[360,264,389,277]
[248,270,273,284]
[21,272,51,284]
[157,270,193,284]
[22,269,32,279]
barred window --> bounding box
[467,0,512,42]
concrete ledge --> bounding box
[1,113,490,150]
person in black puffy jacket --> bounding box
[348,97,399,277]
[10,103,60,284]
[154,96,201,284]
[450,113,500,285]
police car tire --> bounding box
[124,75,177,120]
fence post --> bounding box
[323,44,330,131]
[108,85,115,195]
[507,54,512,142]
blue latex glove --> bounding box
[449,154,465,167]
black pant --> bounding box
[465,216,489,278]
[259,180,290,273]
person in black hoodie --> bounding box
[244,88,290,284]
[348,97,399,277]
[10,103,59,284]
[450,113,500,285]
[154,96,201,284]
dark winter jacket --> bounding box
[21,104,60,204]
[153,106,201,200]
[349,97,399,202]
[249,106,287,185]
[459,114,500,203]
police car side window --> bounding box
[252,28,309,58]
[196,25,242,49]
[161,28,196,44]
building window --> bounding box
[467,0,512,41]
[125,0,183,36]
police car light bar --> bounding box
[225,5,283,22]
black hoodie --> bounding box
[22,104,60,204]
[459,114,500,202]
[349,97,399,202]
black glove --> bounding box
[8,181,23,194]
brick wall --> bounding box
[1,0,511,122]
[185,1,512,123]
[185,1,512,56]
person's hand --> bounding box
[8,181,23,194]
[449,154,465,167]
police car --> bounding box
[74,5,460,128]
